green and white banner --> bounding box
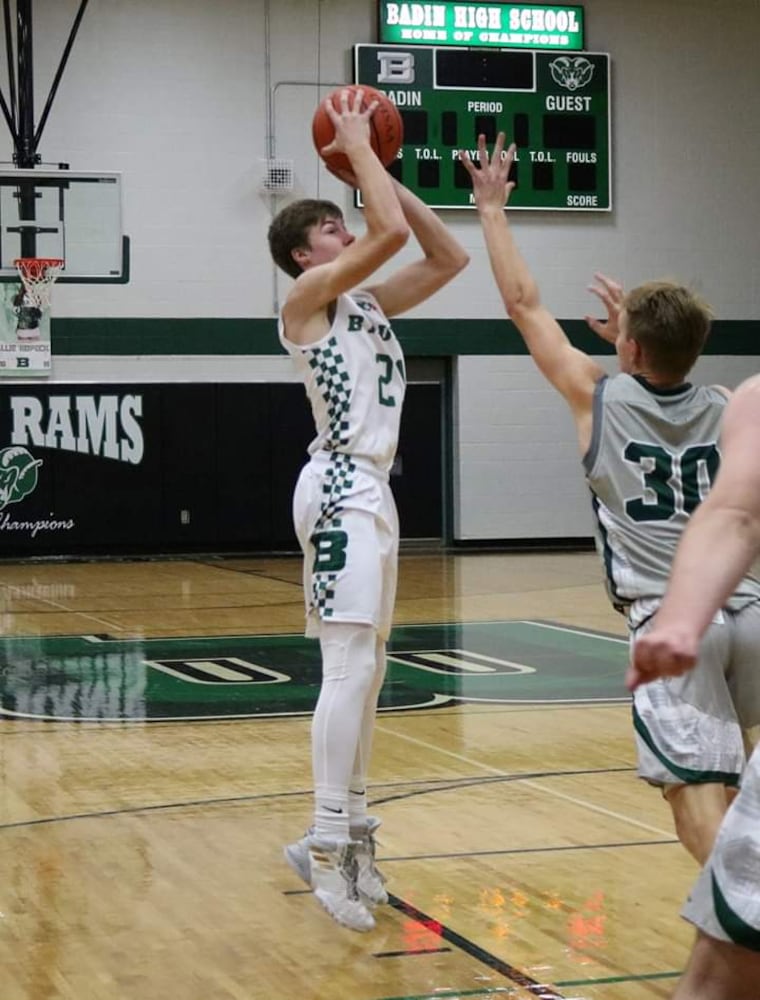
[0,282,51,377]
[378,2,585,50]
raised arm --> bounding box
[629,374,760,689]
[460,133,604,438]
[284,89,409,340]
[365,180,469,317]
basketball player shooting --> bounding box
[267,88,468,932]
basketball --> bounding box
[311,84,403,175]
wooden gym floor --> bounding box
[0,550,698,1000]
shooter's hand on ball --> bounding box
[319,88,378,162]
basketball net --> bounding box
[14,257,64,310]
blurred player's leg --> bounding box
[665,783,734,865]
[673,931,760,1000]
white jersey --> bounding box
[279,290,406,474]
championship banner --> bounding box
[0,280,52,377]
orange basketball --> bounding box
[311,84,403,175]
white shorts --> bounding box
[630,599,760,787]
[682,742,760,950]
[293,451,399,641]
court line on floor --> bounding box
[281,837,676,884]
[527,621,627,645]
[0,701,633,732]
[374,946,452,958]
[374,971,683,1000]
[385,838,678,863]
[377,991,527,1000]
[286,887,683,998]
[12,600,127,632]
[372,894,682,1000]
[0,767,645,833]
[371,767,635,807]
[388,894,568,1000]
[0,618,624,643]
[555,971,681,987]
[374,725,674,838]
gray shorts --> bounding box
[631,600,760,786]
[682,742,760,950]
[293,452,398,641]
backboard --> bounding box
[0,169,128,283]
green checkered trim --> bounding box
[310,453,357,619]
[312,572,338,618]
[306,337,351,448]
[311,452,356,534]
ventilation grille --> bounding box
[260,158,294,192]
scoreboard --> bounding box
[354,44,611,211]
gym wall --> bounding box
[0,0,757,552]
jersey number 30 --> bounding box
[624,442,719,521]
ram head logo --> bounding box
[549,56,595,91]
[0,446,42,511]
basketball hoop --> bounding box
[14,257,64,310]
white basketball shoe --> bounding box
[350,816,389,906]
[285,818,389,908]
[284,832,375,932]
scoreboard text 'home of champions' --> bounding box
[354,41,611,211]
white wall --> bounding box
[3,0,759,539]
[455,355,755,540]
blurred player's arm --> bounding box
[629,375,760,688]
[365,180,469,317]
[461,133,604,444]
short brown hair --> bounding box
[624,281,713,380]
[267,199,342,279]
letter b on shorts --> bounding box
[311,529,348,572]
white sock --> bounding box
[312,623,376,841]
[348,637,387,830]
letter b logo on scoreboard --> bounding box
[377,50,415,84]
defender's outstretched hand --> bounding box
[458,132,517,211]
[585,272,624,344]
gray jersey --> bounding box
[584,373,760,612]
[279,290,405,474]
